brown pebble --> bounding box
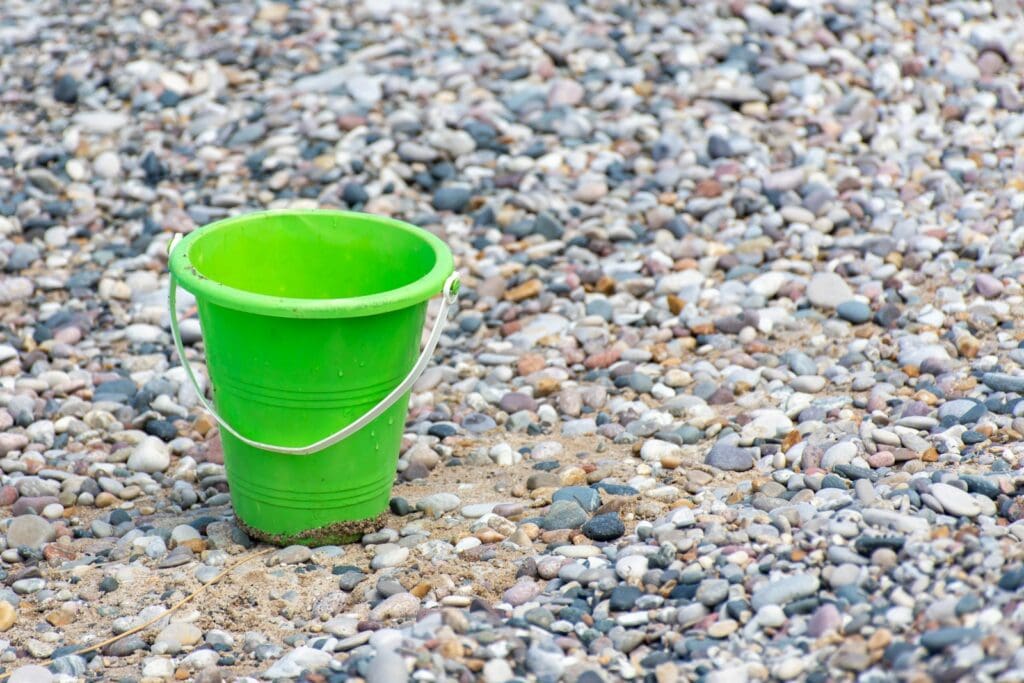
[46,609,74,627]
[782,430,802,453]
[179,539,207,553]
[520,523,540,540]
[517,354,545,375]
[594,498,628,516]
[534,378,560,397]
[868,628,892,651]
[194,414,216,436]
[43,544,76,562]
[660,453,682,469]
[439,638,463,659]
[507,529,533,548]
[0,486,18,506]
[689,321,714,335]
[694,178,722,197]
[492,503,524,519]
[505,279,542,302]
[0,602,15,632]
[584,348,620,369]
[410,582,431,599]
[94,492,118,508]
[540,529,572,544]
[559,467,587,486]
[475,529,505,544]
[595,275,616,295]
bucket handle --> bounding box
[166,236,460,455]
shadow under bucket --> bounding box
[167,210,456,546]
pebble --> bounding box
[433,186,472,213]
[791,376,827,393]
[269,545,312,565]
[366,650,409,683]
[264,647,332,679]
[8,666,53,683]
[127,436,171,473]
[503,580,542,607]
[752,575,821,610]
[6,514,56,549]
[581,513,625,542]
[705,443,755,471]
[416,493,460,517]
[982,373,1024,394]
[616,556,648,582]
[155,622,202,654]
[836,300,871,324]
[369,593,420,621]
[371,545,409,570]
[930,483,981,518]
[541,500,589,530]
[806,273,854,309]
[696,579,730,607]
[0,601,15,631]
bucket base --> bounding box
[235,512,386,547]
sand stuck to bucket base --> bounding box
[235,512,387,547]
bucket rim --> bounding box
[168,209,455,319]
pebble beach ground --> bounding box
[2,0,1024,681]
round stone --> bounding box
[836,300,871,324]
[6,515,55,550]
[581,513,625,542]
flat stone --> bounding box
[695,579,729,607]
[269,545,312,565]
[581,513,625,542]
[806,272,853,309]
[751,575,820,610]
[503,580,542,607]
[791,375,826,393]
[705,443,756,471]
[920,627,981,653]
[836,300,871,324]
[608,585,642,611]
[930,483,981,517]
[9,666,53,683]
[982,373,1024,394]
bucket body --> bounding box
[169,210,454,545]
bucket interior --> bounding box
[187,212,438,300]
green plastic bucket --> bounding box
[167,210,457,545]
